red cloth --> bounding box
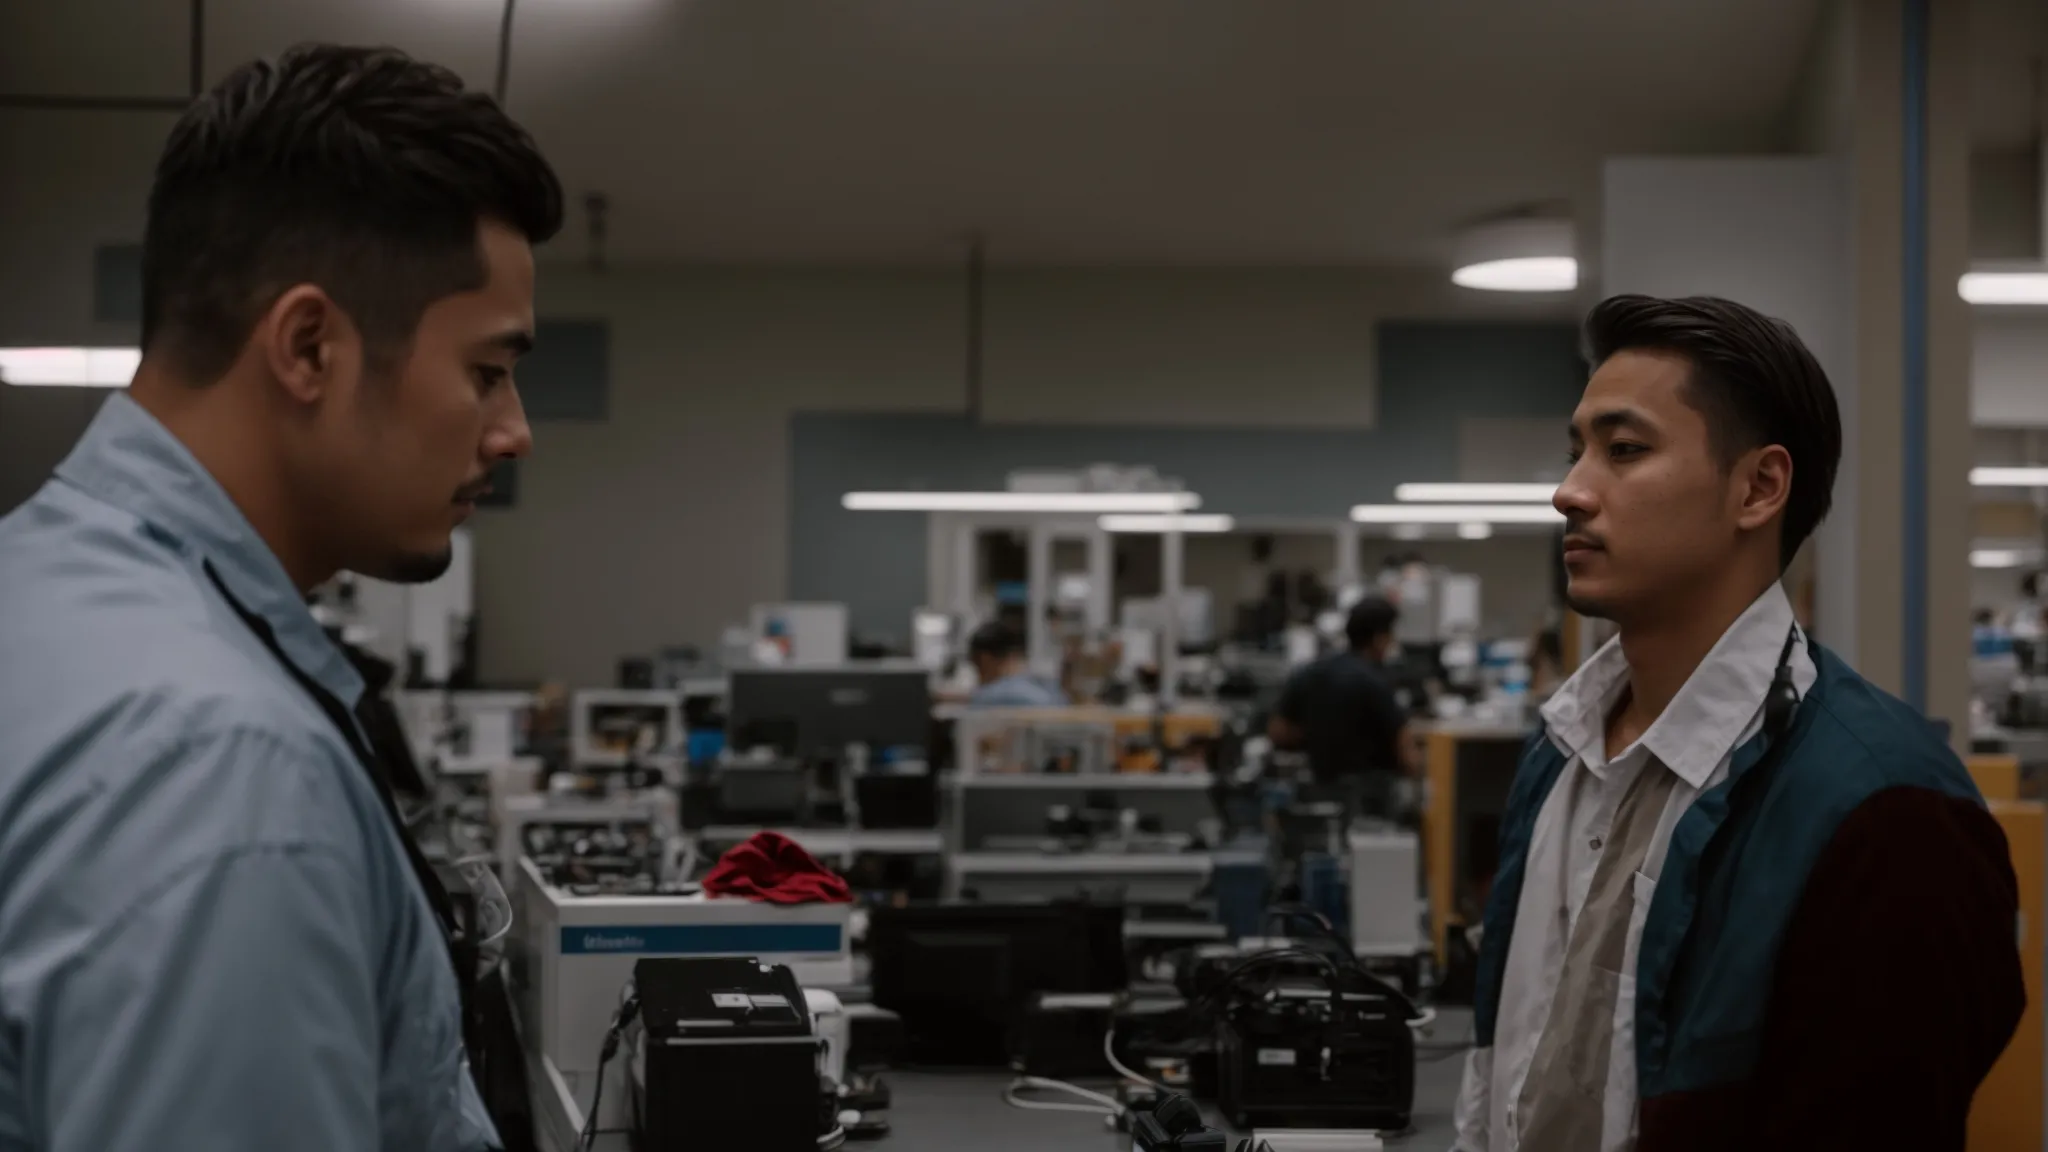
[701,831,852,904]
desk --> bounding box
[538,1011,1471,1151]
[1422,725,1527,965]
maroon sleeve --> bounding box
[1747,786,2026,1152]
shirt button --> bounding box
[1591,836,1604,850]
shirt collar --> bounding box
[1539,583,1804,789]
[53,393,365,709]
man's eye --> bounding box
[1609,442,1645,459]
[474,366,508,390]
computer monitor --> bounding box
[725,664,932,761]
[867,901,1127,1065]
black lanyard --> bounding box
[202,562,463,966]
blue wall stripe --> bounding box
[1900,0,1929,712]
[560,923,844,956]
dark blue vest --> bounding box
[1470,644,1983,1098]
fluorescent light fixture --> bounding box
[1395,482,1557,503]
[1457,522,1494,540]
[1391,524,1427,541]
[842,490,1200,514]
[1971,549,2034,569]
[1451,257,1578,293]
[1451,216,1578,293]
[1971,466,2048,487]
[1350,503,1564,525]
[0,346,139,388]
[1099,513,1235,534]
[1958,271,2048,306]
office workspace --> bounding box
[3,5,2045,1151]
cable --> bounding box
[1002,1076,1122,1119]
[577,993,641,1152]
[1104,1025,1168,1091]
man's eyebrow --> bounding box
[481,328,534,357]
[1578,407,1655,436]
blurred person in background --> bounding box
[0,44,560,1152]
[966,621,1070,708]
[1269,596,1418,821]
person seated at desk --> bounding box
[966,622,1070,708]
[1267,597,1417,818]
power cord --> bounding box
[578,993,641,1152]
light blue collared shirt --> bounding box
[968,673,1070,709]
[0,394,498,1152]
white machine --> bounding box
[570,689,683,769]
[1347,828,1426,961]
[514,857,854,1090]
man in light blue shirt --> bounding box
[966,622,1070,708]
[0,45,560,1152]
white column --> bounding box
[1086,527,1114,635]
[1027,520,1054,671]
[1160,527,1184,703]
[951,516,978,619]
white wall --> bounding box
[325,267,1584,685]
[1973,314,2048,427]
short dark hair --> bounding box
[968,622,1025,661]
[1345,596,1399,650]
[1582,294,1842,569]
[141,44,564,380]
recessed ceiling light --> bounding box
[1350,504,1565,525]
[1451,257,1579,293]
[0,346,139,388]
[1971,466,2048,487]
[842,491,1200,514]
[1971,549,2035,569]
[1457,522,1494,540]
[1958,271,2048,306]
[1098,514,1235,534]
[1396,482,1557,503]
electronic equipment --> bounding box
[1130,1093,1228,1152]
[513,856,852,1086]
[867,901,1127,1065]
[1213,968,1416,1132]
[630,957,822,1151]
[571,689,682,769]
[1012,991,1118,1079]
[727,664,932,762]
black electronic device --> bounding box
[1012,991,1119,1079]
[1213,970,1416,1131]
[1130,1093,1229,1152]
[632,957,820,1151]
[867,901,1127,1065]
[727,666,932,762]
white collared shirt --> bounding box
[1452,584,1817,1152]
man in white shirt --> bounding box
[1453,295,2021,1152]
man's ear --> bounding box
[1735,444,1794,533]
[255,285,351,405]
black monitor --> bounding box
[867,901,1127,1065]
[726,665,931,761]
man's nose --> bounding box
[485,387,534,461]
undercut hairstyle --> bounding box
[1581,294,1843,570]
[141,44,564,380]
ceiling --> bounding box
[1,0,2038,266]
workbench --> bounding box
[536,1010,1470,1151]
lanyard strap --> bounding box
[201,562,463,962]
